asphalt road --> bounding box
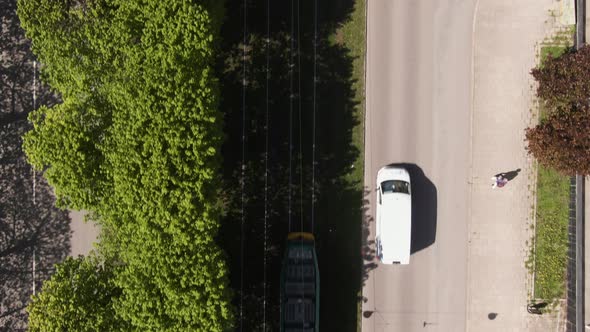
[363,1,476,331]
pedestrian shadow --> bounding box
[388,163,437,254]
[495,168,521,181]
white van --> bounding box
[375,166,412,264]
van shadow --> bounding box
[388,163,437,254]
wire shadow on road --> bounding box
[216,0,361,330]
[388,163,437,254]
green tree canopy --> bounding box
[27,256,128,332]
[24,97,111,210]
[19,0,234,330]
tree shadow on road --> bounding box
[216,0,361,330]
[0,123,70,331]
[361,187,377,283]
[0,1,67,329]
[0,0,58,125]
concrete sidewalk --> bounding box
[69,210,100,257]
[467,0,569,331]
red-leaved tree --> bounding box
[526,104,590,175]
[532,45,590,108]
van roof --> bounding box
[378,192,411,264]
[377,167,410,185]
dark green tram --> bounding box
[280,232,320,332]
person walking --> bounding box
[491,175,508,189]
[491,168,520,189]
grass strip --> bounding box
[340,0,366,182]
[533,165,569,300]
[530,35,572,302]
[335,0,366,330]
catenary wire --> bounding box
[296,2,306,330]
[239,1,247,330]
[297,0,304,234]
[311,0,318,232]
[263,0,270,329]
[288,0,294,232]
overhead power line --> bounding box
[288,0,294,232]
[263,0,270,330]
[311,0,318,232]
[239,1,247,330]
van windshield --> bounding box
[381,180,410,194]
